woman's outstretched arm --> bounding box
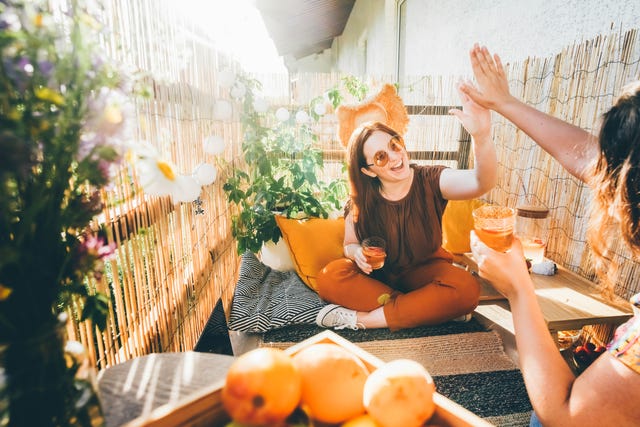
[460,44,598,182]
[470,233,640,426]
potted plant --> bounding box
[223,77,348,256]
[0,1,147,425]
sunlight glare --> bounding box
[170,0,286,74]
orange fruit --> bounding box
[292,343,369,424]
[342,413,380,426]
[363,359,436,427]
[221,347,302,426]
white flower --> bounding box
[295,110,309,124]
[194,163,217,185]
[213,100,233,121]
[252,97,269,113]
[85,87,134,141]
[313,102,327,116]
[0,10,21,32]
[275,107,290,122]
[230,82,246,99]
[136,156,201,203]
[203,135,225,155]
[78,88,134,164]
[131,143,201,203]
[217,68,236,88]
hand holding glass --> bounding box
[472,206,516,252]
[362,237,387,269]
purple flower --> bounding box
[17,57,33,75]
[73,231,115,276]
[83,234,116,260]
[37,60,54,79]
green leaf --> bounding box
[81,293,109,330]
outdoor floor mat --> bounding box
[262,316,488,343]
[261,320,533,426]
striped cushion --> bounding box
[228,252,326,333]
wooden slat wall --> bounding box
[62,0,244,369]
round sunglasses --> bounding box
[366,136,405,167]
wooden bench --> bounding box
[459,253,633,343]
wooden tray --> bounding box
[123,330,494,427]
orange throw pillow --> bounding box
[442,199,487,254]
[275,216,345,291]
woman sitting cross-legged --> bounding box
[315,85,498,331]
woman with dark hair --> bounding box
[315,87,498,331]
[462,44,640,426]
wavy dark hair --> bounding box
[587,81,640,298]
[344,121,405,241]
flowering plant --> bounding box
[0,0,135,342]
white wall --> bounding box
[332,0,393,76]
[333,0,640,78]
[286,49,334,73]
[402,0,640,76]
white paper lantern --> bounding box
[217,69,236,89]
[313,102,327,116]
[194,162,217,185]
[230,82,246,99]
[203,135,225,155]
[295,110,309,124]
[324,113,337,121]
[173,175,201,203]
[252,97,269,113]
[213,100,233,121]
[275,107,290,122]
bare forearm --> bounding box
[496,98,597,182]
[508,284,575,423]
[440,133,497,200]
[471,133,498,193]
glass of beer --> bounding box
[472,205,516,252]
[362,236,387,269]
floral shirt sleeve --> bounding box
[607,293,640,374]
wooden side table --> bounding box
[459,253,633,340]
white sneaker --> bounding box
[453,313,473,322]
[316,304,362,330]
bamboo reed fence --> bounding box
[59,0,640,370]
[63,0,247,369]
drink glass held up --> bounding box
[472,205,516,252]
[362,237,387,270]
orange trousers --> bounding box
[316,248,480,331]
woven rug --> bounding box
[260,320,532,427]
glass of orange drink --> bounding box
[472,205,516,252]
[362,236,387,269]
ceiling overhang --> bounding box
[256,0,355,60]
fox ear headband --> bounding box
[336,83,410,147]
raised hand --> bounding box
[460,44,514,110]
[448,84,491,141]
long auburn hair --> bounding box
[344,121,405,241]
[587,81,640,298]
